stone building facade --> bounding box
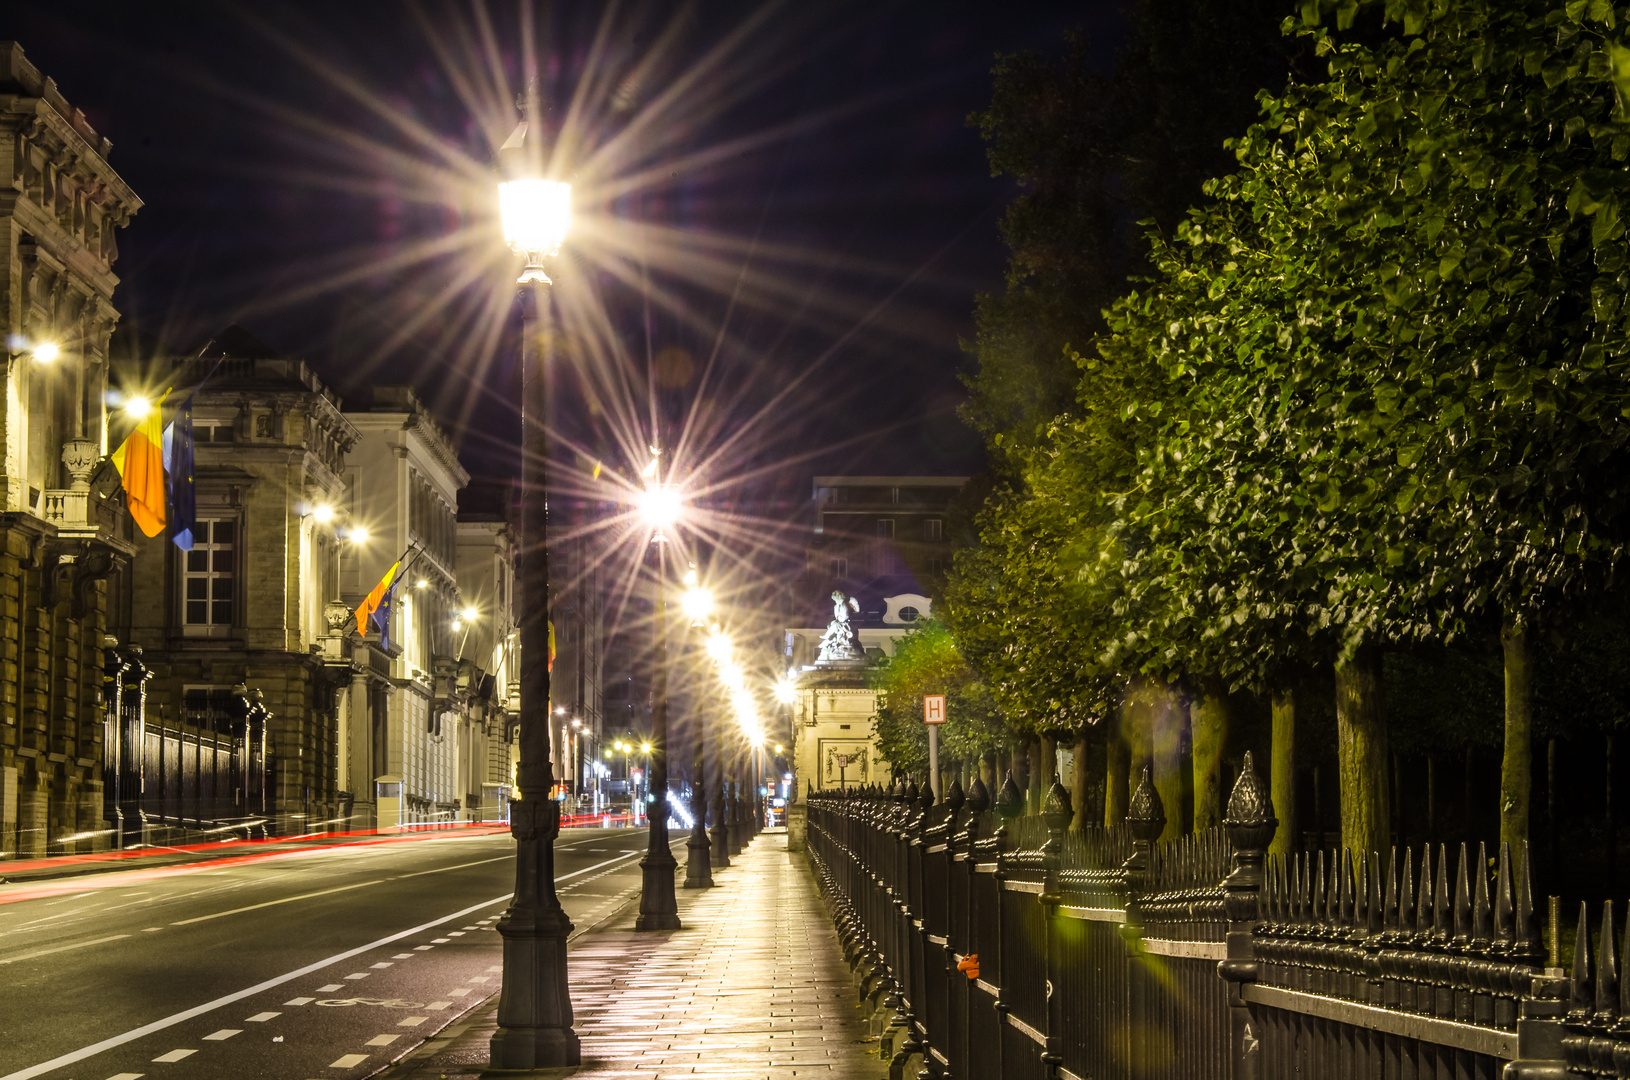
[344,387,510,829]
[0,43,141,857]
[117,328,360,837]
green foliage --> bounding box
[870,618,1007,774]
[951,0,1630,754]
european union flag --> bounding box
[372,575,402,652]
[168,395,197,551]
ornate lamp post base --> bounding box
[490,806,580,1069]
[635,823,682,930]
[684,782,713,888]
[710,791,731,869]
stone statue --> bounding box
[817,590,862,664]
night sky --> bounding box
[7,2,1126,508]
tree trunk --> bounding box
[1500,615,1533,852]
[1105,726,1129,827]
[1014,739,1031,804]
[980,751,996,792]
[1335,645,1390,859]
[1069,731,1090,832]
[1191,679,1231,832]
[1269,687,1297,859]
[1152,686,1186,841]
[1033,734,1055,814]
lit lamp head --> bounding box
[635,483,684,532]
[497,119,570,285]
[681,584,714,625]
[123,395,152,420]
[773,677,797,705]
[31,342,59,363]
[463,606,480,622]
[311,503,335,524]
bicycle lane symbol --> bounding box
[315,998,425,1008]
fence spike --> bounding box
[1569,900,1594,1020]
[918,778,935,812]
[1368,851,1382,934]
[1452,842,1472,946]
[1416,845,1434,935]
[965,776,990,814]
[1516,841,1542,962]
[944,777,965,814]
[1269,855,1282,922]
[1494,841,1515,946]
[1314,850,1328,927]
[1340,848,1355,928]
[1473,841,1493,944]
[1600,899,1620,1020]
[1397,846,1414,933]
[1298,852,1310,925]
[1434,845,1452,938]
[1328,849,1341,926]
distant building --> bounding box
[117,328,360,839]
[547,527,606,800]
[0,43,142,857]
[785,475,967,794]
[344,386,512,829]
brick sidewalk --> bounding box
[380,831,887,1079]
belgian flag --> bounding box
[111,391,170,538]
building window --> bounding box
[898,606,920,622]
[928,557,946,576]
[876,519,895,539]
[184,519,236,630]
[830,557,848,579]
[196,422,235,443]
[924,518,942,541]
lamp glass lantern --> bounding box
[497,121,571,285]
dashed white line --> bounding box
[397,1016,427,1026]
[201,1029,240,1041]
[365,1034,400,1046]
[316,984,343,992]
[329,1053,368,1068]
[151,1049,194,1062]
[426,1000,452,1010]
[390,953,413,959]
[369,961,393,969]
[413,945,433,951]
[446,989,471,998]
[0,934,131,965]
[343,973,368,980]
[283,997,314,1006]
[430,937,450,943]
[245,1012,280,1022]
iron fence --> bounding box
[806,752,1581,1080]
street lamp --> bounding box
[632,465,682,931]
[487,107,579,1070]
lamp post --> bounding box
[680,577,714,889]
[488,108,580,1069]
[633,473,681,930]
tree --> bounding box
[871,618,1007,781]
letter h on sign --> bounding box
[923,695,946,724]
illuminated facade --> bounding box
[0,44,141,857]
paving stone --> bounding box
[377,833,887,1079]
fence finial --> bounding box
[1397,847,1415,933]
[966,776,990,814]
[1417,845,1434,935]
[1495,841,1515,946]
[1452,842,1472,947]
[1473,841,1493,946]
[1340,849,1355,928]
[1222,750,1277,851]
[1433,845,1452,939]
[1568,900,1594,1022]
[1597,899,1619,1021]
[1313,850,1328,928]
[944,777,965,814]
[1126,763,1166,842]
[1516,842,1542,964]
[995,770,1024,821]
[1366,851,1382,934]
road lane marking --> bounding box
[390,953,413,959]
[369,962,392,968]
[487,965,502,972]
[169,880,384,925]
[283,998,314,1006]
[446,989,471,997]
[0,933,131,964]
[104,1073,143,1079]
[143,927,162,932]
[446,931,465,936]
[1,849,644,1080]
[202,1029,240,1040]
[397,1017,427,1026]
[365,1034,400,1046]
[412,945,433,951]
[343,973,368,980]
[430,937,450,943]
[151,1049,194,1062]
[329,1054,368,1068]
[245,1012,280,1022]
[316,984,343,992]
[389,855,512,882]
[468,976,490,983]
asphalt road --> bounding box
[0,825,679,1080]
